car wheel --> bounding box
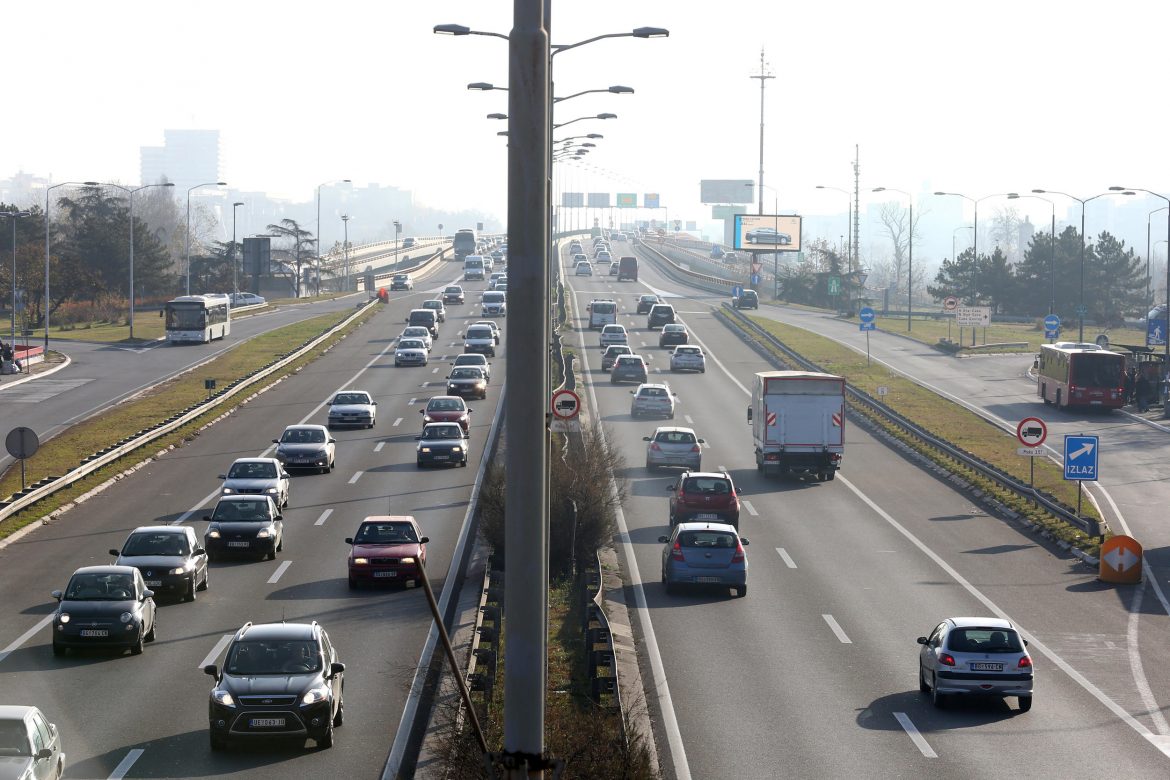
[277,535,283,552]
[209,732,228,751]
[417,460,425,468]
[145,616,157,643]
[645,460,655,471]
[737,585,747,598]
[318,719,335,749]
[826,470,836,481]
[700,368,706,373]
[328,458,335,473]
[348,576,358,590]
[198,567,209,591]
[186,577,197,602]
[267,546,277,561]
[333,698,345,727]
[931,674,947,708]
[1017,696,1032,713]
[130,631,144,655]
[918,666,930,693]
[52,641,65,657]
[461,459,468,467]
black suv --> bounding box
[648,304,676,329]
[733,289,759,309]
[204,621,345,750]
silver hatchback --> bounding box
[630,383,676,419]
[917,617,1034,711]
[643,426,704,471]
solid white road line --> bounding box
[893,713,937,758]
[267,561,292,584]
[198,634,234,670]
[374,441,385,452]
[822,614,852,644]
[348,471,363,484]
[775,548,797,568]
[315,509,333,526]
[107,748,145,780]
[0,615,54,664]
[393,417,403,426]
[742,500,759,516]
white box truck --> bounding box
[747,371,845,480]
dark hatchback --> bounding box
[203,496,284,561]
[636,294,661,314]
[648,304,676,329]
[611,355,648,384]
[733,289,759,309]
[658,324,689,348]
[445,366,488,399]
[110,525,208,602]
[51,566,157,656]
[204,621,345,750]
[416,423,469,467]
[443,285,465,304]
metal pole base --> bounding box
[488,751,564,779]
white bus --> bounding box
[164,295,231,344]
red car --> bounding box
[345,516,428,588]
[420,396,473,433]
[667,471,742,529]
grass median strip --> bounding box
[740,313,1103,553]
[0,305,378,541]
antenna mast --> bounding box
[750,48,775,216]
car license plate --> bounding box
[971,662,1003,671]
[250,718,285,728]
[695,513,719,520]
[144,580,162,587]
[228,541,250,548]
[695,577,721,583]
[433,456,449,461]
[80,629,108,637]
[374,571,398,578]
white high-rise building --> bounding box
[140,129,220,191]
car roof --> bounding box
[637,383,670,391]
[0,706,38,721]
[428,395,465,403]
[284,424,328,432]
[231,457,281,464]
[127,525,188,535]
[235,622,317,642]
[423,421,466,431]
[216,494,276,506]
[681,470,732,480]
[947,617,1015,630]
[456,353,487,360]
[674,521,739,534]
[70,564,139,576]
[361,514,418,526]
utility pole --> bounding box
[750,48,774,216]
[852,145,860,273]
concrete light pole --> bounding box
[3,210,31,346]
[103,182,175,340]
[231,202,244,293]
[185,181,227,295]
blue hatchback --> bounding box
[658,522,749,598]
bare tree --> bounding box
[989,205,1022,262]
[876,201,924,296]
[265,218,317,298]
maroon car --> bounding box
[345,516,428,588]
[667,471,742,529]
[419,396,473,433]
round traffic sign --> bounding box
[943,296,959,311]
[5,426,39,459]
[1016,417,1047,448]
[858,306,876,324]
[1043,314,1060,331]
[551,389,581,420]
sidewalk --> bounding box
[0,350,68,391]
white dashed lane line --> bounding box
[198,634,234,670]
[432,367,439,373]
[894,712,937,758]
[775,548,797,568]
[742,500,758,516]
[268,561,293,584]
[107,748,145,780]
[408,398,418,405]
[822,614,852,644]
[0,615,54,665]
[348,471,363,484]
[393,417,403,427]
[374,442,386,452]
[315,509,333,526]
[685,415,694,424]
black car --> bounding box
[204,621,345,750]
[446,366,488,399]
[443,285,465,305]
[611,355,649,384]
[733,290,759,309]
[636,295,661,315]
[110,525,209,602]
[659,324,689,348]
[203,496,284,561]
[416,423,469,467]
[601,345,633,371]
[51,566,157,656]
[648,304,676,329]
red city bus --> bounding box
[1036,342,1126,409]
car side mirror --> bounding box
[642,437,651,442]
[414,436,422,440]
[203,514,212,521]
[916,636,928,646]
[108,548,120,557]
[329,438,336,444]
[272,439,279,444]
[194,546,206,555]
[218,474,226,480]
[657,535,670,543]
[36,747,53,760]
[51,590,62,601]
[666,484,676,491]
[405,317,410,322]
[697,439,706,444]
[203,664,219,678]
[740,538,750,546]
[420,536,430,544]
[344,537,354,545]
[371,401,377,406]
[419,409,425,414]
[142,589,155,600]
[330,661,346,677]
[746,407,752,422]
[1023,639,1029,647]
[630,390,636,395]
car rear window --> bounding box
[616,357,642,366]
[683,477,730,494]
[678,531,737,548]
[592,302,616,314]
[947,628,1024,653]
[655,431,695,444]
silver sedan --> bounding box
[644,426,704,471]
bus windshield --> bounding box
[1071,354,1124,387]
[166,305,206,330]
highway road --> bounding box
[0,261,500,778]
[567,238,1170,779]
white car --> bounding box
[463,324,497,357]
[472,320,502,345]
[219,457,290,508]
[453,353,492,382]
[575,261,593,276]
[0,706,66,780]
[327,390,377,429]
[488,272,507,290]
[600,324,628,349]
[481,290,507,317]
[670,345,706,373]
[400,326,433,351]
[230,292,266,307]
[395,338,430,366]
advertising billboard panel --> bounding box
[733,214,802,252]
[242,236,272,275]
[587,192,610,208]
[701,179,754,204]
[616,193,637,208]
[561,192,584,208]
[644,193,660,209]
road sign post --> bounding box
[1017,418,1048,497]
[858,307,876,365]
[5,426,39,492]
[1044,314,1060,342]
[1063,434,1099,521]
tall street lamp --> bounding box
[185,181,227,295]
[102,182,175,341]
[341,214,351,292]
[552,112,616,129]
[952,225,974,263]
[393,220,402,271]
[316,179,351,297]
[873,187,914,330]
[1148,206,1168,314]
[231,202,245,293]
[1007,193,1056,315]
[3,210,31,346]
[44,181,100,351]
[1033,188,1134,341]
[815,185,852,270]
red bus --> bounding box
[1036,342,1126,409]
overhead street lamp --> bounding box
[231,202,245,294]
[815,184,853,270]
[552,112,616,129]
[316,179,351,297]
[554,133,602,144]
[1147,206,1168,315]
[554,85,633,103]
[101,182,175,341]
[44,181,100,351]
[1032,188,1134,342]
[3,210,31,347]
[873,187,915,330]
[393,220,402,272]
[185,181,227,295]
[552,26,668,55]
[1007,193,1057,315]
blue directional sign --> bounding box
[858,306,876,324]
[750,273,761,286]
[1148,318,1167,347]
[859,322,876,332]
[1044,314,1060,337]
[1063,435,1099,481]
[732,285,744,299]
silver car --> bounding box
[421,299,446,322]
[452,353,491,382]
[400,326,433,351]
[273,424,336,473]
[472,320,502,345]
[670,345,706,373]
[327,390,377,429]
[643,426,704,471]
[600,324,628,349]
[219,457,290,508]
[395,338,430,367]
[630,383,676,419]
[917,617,1034,711]
[0,706,66,780]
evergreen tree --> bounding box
[1086,231,1145,327]
[928,247,980,303]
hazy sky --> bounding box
[5,0,1169,235]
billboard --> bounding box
[701,179,754,204]
[587,192,610,208]
[561,192,584,207]
[616,193,637,208]
[733,214,802,252]
[644,193,660,209]
[242,236,271,275]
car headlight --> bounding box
[212,690,236,707]
[352,557,369,565]
[58,613,70,624]
[302,686,330,706]
[208,530,221,539]
[120,612,134,624]
[264,487,278,494]
[400,557,416,564]
[169,565,190,575]
[256,529,271,539]
[420,447,432,453]
[222,487,235,494]
[452,446,462,453]
[424,414,434,422]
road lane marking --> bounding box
[408,398,418,405]
[893,713,936,758]
[1129,578,1170,734]
[374,441,385,452]
[394,417,403,426]
[432,367,439,373]
[685,414,694,424]
[822,614,852,644]
[268,561,293,584]
[0,615,54,664]
[315,509,333,526]
[775,548,797,568]
[199,634,234,670]
[108,748,145,780]
[348,471,363,484]
[742,500,758,516]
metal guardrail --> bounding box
[584,554,623,727]
[0,299,380,523]
[718,305,1100,536]
[633,238,739,294]
[356,246,452,292]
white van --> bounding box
[587,299,618,329]
[463,256,486,281]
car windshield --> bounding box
[423,301,441,309]
[484,293,504,302]
[422,425,463,440]
[616,357,642,366]
[451,368,481,379]
[678,530,737,548]
[676,347,700,355]
[122,532,189,557]
[641,296,658,303]
[468,328,492,338]
[393,275,408,281]
[428,399,465,411]
[213,499,272,522]
[333,393,371,406]
[655,431,696,444]
[65,572,136,601]
[354,522,419,544]
[445,287,461,293]
[607,347,631,355]
[0,721,31,756]
[225,639,322,675]
[683,477,730,494]
[403,328,428,338]
[948,627,1024,653]
[455,356,485,366]
[603,326,623,333]
[227,461,277,479]
[281,428,326,444]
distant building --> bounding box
[140,129,220,192]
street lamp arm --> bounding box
[433,23,509,41]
